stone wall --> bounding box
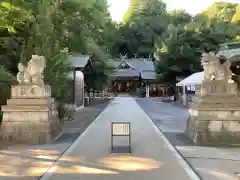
[186,80,240,145]
[187,106,240,145]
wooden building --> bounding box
[109,57,157,96]
[217,41,240,75]
[68,54,93,109]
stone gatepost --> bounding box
[0,55,60,144]
[186,52,240,145]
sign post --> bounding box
[111,122,131,153]
[146,85,149,97]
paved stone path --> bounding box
[40,97,199,180]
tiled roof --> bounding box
[141,71,156,80]
[69,54,91,68]
[110,69,139,78]
[111,60,122,67]
[216,48,240,61]
[109,58,156,80]
[111,58,155,71]
[219,41,240,50]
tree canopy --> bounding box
[114,0,168,58]
[0,0,116,119]
[112,0,240,82]
[1,0,240,118]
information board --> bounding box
[111,122,131,153]
[112,123,130,135]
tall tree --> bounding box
[0,0,117,119]
[232,4,240,24]
[155,6,239,82]
[202,2,239,23]
[114,0,169,58]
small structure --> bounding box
[109,57,156,97]
[0,55,60,144]
[176,72,204,105]
[186,52,240,145]
[176,72,204,87]
[176,41,240,106]
[68,54,93,109]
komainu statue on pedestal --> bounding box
[16,55,46,85]
[0,55,60,145]
[201,52,232,82]
[186,52,240,145]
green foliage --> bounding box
[1,0,239,108]
[154,14,239,82]
[57,102,68,121]
[85,38,114,90]
[115,0,169,58]
[232,4,240,24]
[0,46,17,122]
[168,9,192,25]
[0,0,116,119]
[113,0,240,83]
[0,111,2,122]
[202,2,238,23]
[0,65,16,106]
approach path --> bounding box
[40,97,200,180]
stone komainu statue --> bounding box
[201,52,232,82]
[17,55,46,85]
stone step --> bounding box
[189,102,240,110]
[2,105,52,111]
[195,95,240,103]
[7,98,54,105]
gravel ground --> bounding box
[56,99,112,143]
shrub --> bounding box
[43,50,72,119]
[0,111,2,122]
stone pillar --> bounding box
[186,80,240,145]
[183,86,188,106]
[146,85,149,98]
[84,91,89,106]
[0,84,60,144]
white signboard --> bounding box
[112,123,130,135]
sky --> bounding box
[108,0,240,22]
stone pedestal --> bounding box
[0,84,61,144]
[186,80,240,145]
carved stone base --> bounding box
[186,108,240,145]
[186,80,240,145]
[0,85,61,144]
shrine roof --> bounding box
[69,54,91,68]
[216,48,240,62]
[110,58,155,71]
[140,71,156,80]
[110,69,139,78]
[109,58,156,80]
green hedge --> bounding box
[0,111,2,122]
